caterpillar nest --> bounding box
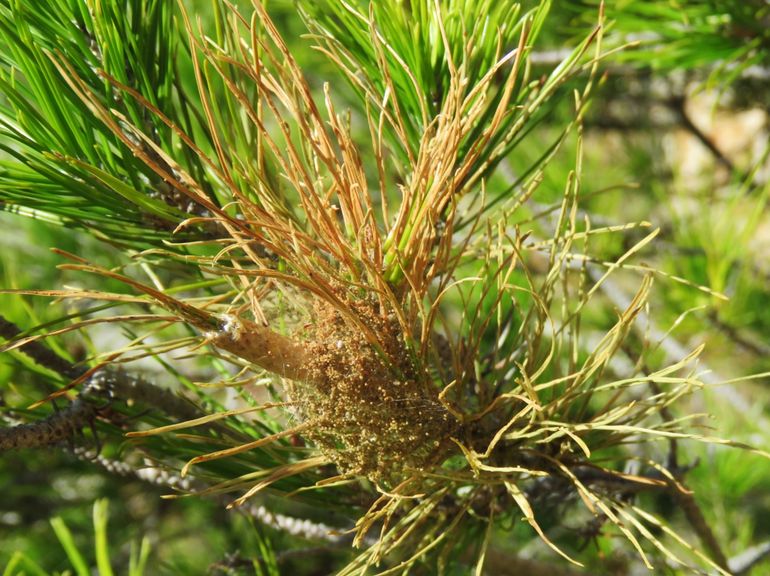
[289,296,454,485]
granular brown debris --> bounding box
[288,293,453,485]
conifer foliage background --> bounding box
[1,1,769,574]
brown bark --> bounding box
[211,317,309,381]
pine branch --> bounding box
[0,312,221,451]
[0,397,99,450]
[529,49,770,82]
[71,445,348,544]
[669,96,735,174]
[0,368,211,453]
[673,487,731,573]
[729,540,770,576]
